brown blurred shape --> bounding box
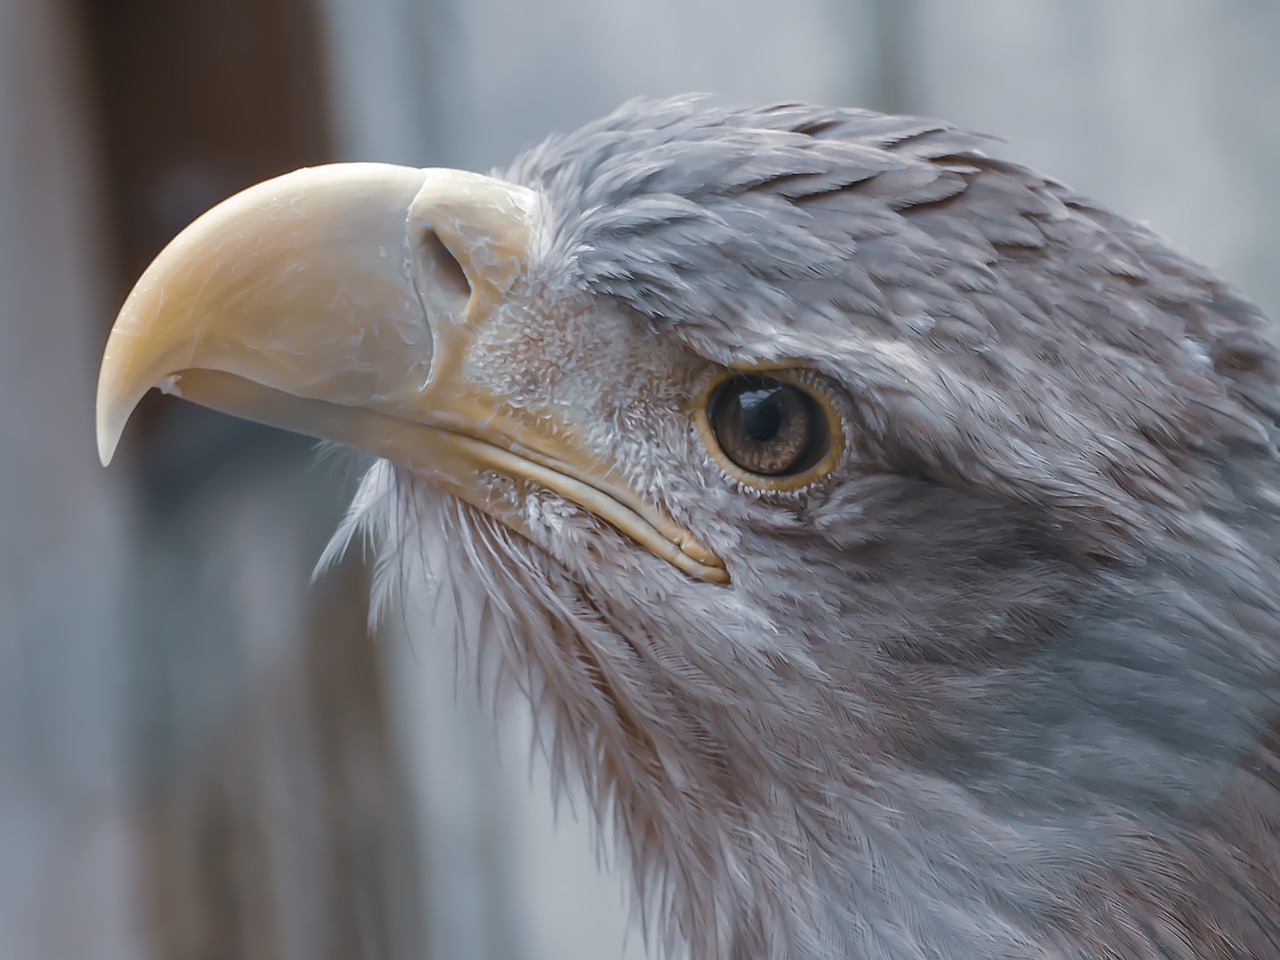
[68,1,424,957]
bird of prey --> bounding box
[97,98,1280,959]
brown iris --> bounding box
[708,375,830,477]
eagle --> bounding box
[97,98,1280,959]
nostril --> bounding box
[421,228,472,307]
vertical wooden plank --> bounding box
[69,0,428,957]
[0,0,143,958]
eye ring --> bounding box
[695,369,845,491]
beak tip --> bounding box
[95,406,122,467]
[95,365,134,468]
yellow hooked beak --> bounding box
[96,163,728,584]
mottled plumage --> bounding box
[103,96,1280,959]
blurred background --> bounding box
[3,1,1280,958]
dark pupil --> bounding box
[739,388,783,442]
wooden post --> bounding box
[0,0,142,957]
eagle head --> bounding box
[97,98,1280,959]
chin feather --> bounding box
[317,459,770,957]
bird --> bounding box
[96,97,1280,959]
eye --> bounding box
[701,373,842,488]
